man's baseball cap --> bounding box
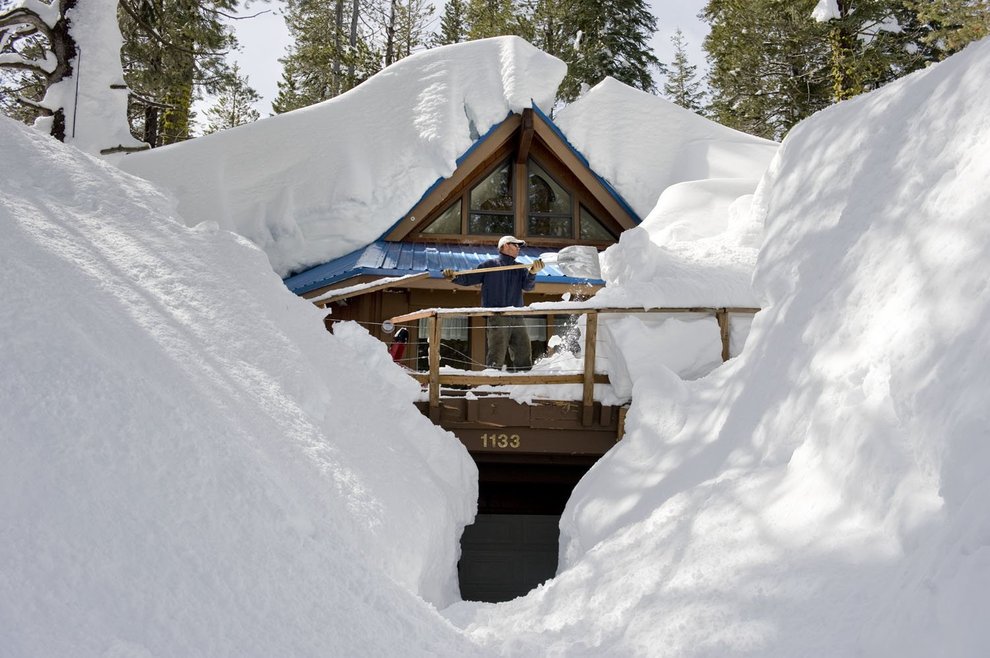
[498,235,526,248]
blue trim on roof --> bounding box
[379,112,515,239]
[377,103,641,242]
[529,103,640,224]
[283,241,604,295]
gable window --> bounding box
[580,205,617,241]
[423,200,461,234]
[468,161,514,235]
[410,146,624,245]
[527,160,572,238]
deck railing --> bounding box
[388,306,759,424]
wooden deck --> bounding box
[392,305,759,458]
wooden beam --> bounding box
[388,305,760,326]
[582,312,599,426]
[409,372,610,386]
[716,308,730,362]
[451,263,531,277]
[516,108,534,165]
[428,315,442,421]
[310,272,431,307]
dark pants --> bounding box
[486,316,532,371]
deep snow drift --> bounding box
[445,37,990,656]
[119,37,567,278]
[119,36,775,286]
[0,117,480,656]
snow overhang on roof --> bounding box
[283,242,603,296]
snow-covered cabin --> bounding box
[121,37,776,373]
[120,36,777,601]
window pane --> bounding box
[468,213,513,235]
[470,162,513,211]
[422,200,461,234]
[580,206,616,240]
[528,162,570,214]
[528,215,572,238]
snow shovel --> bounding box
[540,245,602,279]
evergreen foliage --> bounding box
[466,0,517,39]
[663,28,706,112]
[909,0,990,54]
[557,0,663,102]
[701,0,984,140]
[118,0,240,146]
[436,0,468,45]
[274,0,434,114]
[202,63,260,134]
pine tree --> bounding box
[812,0,944,102]
[118,0,241,146]
[703,0,833,140]
[663,28,706,112]
[202,64,260,134]
[466,0,517,39]
[523,0,569,61]
[557,0,663,102]
[436,0,469,44]
[907,0,989,56]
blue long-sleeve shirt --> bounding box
[451,253,536,307]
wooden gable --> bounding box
[383,108,639,247]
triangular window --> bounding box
[468,160,514,235]
[422,200,461,234]
[580,206,617,241]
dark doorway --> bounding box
[458,459,593,602]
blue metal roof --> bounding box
[284,241,603,295]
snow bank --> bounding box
[0,117,480,656]
[555,78,778,219]
[557,80,776,311]
[118,36,566,278]
[446,37,990,657]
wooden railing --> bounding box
[388,305,760,424]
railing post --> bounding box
[582,311,598,426]
[716,308,730,362]
[428,314,442,421]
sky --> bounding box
[5,20,990,656]
[228,1,710,116]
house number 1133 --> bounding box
[480,433,521,449]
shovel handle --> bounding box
[449,263,536,277]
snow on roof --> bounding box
[118,37,566,278]
[555,78,779,219]
[119,37,778,287]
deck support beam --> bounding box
[582,312,599,426]
[428,315,442,421]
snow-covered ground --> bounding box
[0,118,479,656]
[3,30,990,658]
[446,36,990,656]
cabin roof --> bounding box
[283,241,603,295]
[378,104,640,242]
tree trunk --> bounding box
[332,0,344,97]
[385,0,398,66]
[347,0,359,83]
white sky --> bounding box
[228,1,710,116]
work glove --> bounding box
[528,259,545,274]
[442,268,456,279]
